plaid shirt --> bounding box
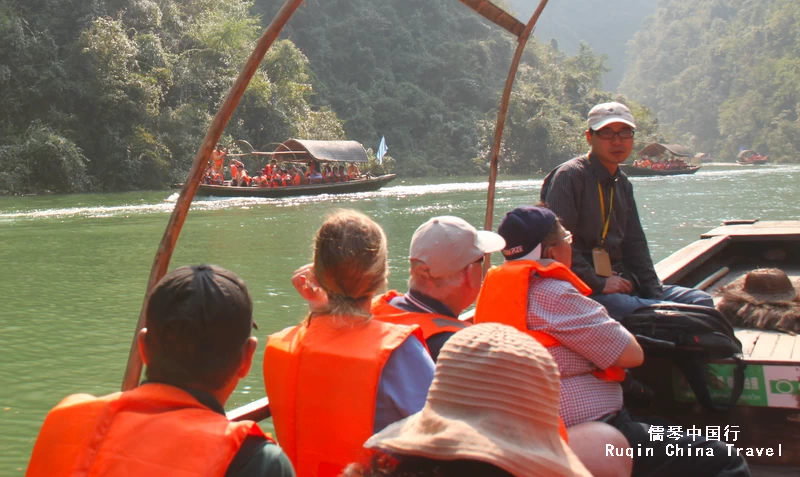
[526,276,632,427]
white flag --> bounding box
[377,136,388,164]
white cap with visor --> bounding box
[587,102,637,131]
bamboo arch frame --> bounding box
[121,0,305,391]
[480,0,550,275]
[122,0,550,392]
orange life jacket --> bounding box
[264,316,423,477]
[212,150,224,170]
[26,383,267,477]
[371,290,468,341]
[292,174,301,186]
[474,259,626,383]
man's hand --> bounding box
[602,275,633,295]
[291,263,328,311]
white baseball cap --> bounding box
[409,216,505,277]
[587,101,637,131]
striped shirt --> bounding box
[542,154,661,297]
[526,276,632,427]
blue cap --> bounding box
[497,206,557,260]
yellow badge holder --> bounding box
[592,182,614,277]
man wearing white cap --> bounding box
[372,216,505,361]
[541,101,714,320]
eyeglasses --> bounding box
[594,129,635,140]
[558,232,573,245]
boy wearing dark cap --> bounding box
[475,206,750,477]
[27,265,295,477]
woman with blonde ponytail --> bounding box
[263,210,434,477]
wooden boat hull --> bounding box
[620,164,701,176]
[737,158,769,165]
[633,220,800,467]
[184,174,396,198]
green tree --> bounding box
[0,0,344,194]
[622,0,800,163]
[253,0,628,177]
[0,122,90,194]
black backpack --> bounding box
[620,303,746,412]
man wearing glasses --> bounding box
[541,102,714,320]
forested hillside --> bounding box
[254,0,657,177]
[505,0,658,89]
[621,0,800,163]
[0,0,341,194]
[1,0,649,194]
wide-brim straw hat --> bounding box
[717,268,800,333]
[364,323,591,477]
[719,268,799,304]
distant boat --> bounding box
[695,152,711,163]
[737,150,769,165]
[188,174,396,198]
[624,142,700,176]
[620,164,701,177]
[179,139,397,197]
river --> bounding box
[0,164,798,474]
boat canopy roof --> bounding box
[737,149,757,158]
[638,142,693,158]
[273,139,369,163]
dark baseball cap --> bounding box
[145,265,256,364]
[497,206,557,261]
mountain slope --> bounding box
[505,0,658,89]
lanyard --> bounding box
[597,182,614,245]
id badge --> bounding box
[592,247,613,277]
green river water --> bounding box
[1,164,798,474]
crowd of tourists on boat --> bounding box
[203,145,363,187]
[631,156,690,170]
[27,103,757,477]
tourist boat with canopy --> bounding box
[120,0,798,474]
[620,142,701,176]
[737,149,770,165]
[695,152,711,163]
[191,139,395,198]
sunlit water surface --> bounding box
[1,164,798,474]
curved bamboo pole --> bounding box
[121,0,305,391]
[483,0,550,275]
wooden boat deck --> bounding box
[635,221,800,468]
[735,328,800,363]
